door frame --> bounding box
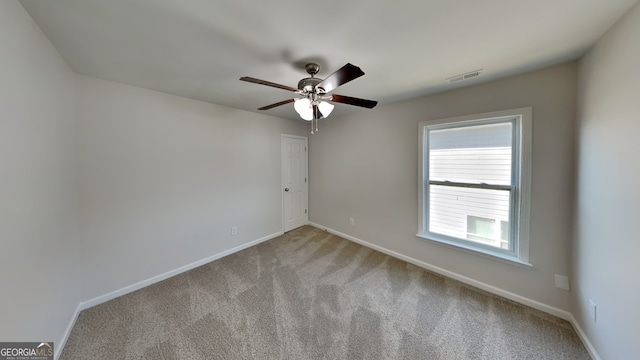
[281,134,309,232]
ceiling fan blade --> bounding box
[258,98,295,110]
[315,63,365,93]
[330,94,378,109]
[239,77,298,92]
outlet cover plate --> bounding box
[554,275,570,291]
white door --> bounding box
[282,135,308,232]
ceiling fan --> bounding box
[240,63,378,133]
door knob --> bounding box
[284,188,289,192]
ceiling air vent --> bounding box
[446,69,483,83]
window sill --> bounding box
[416,233,533,269]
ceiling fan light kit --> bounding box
[294,98,334,120]
[240,62,378,134]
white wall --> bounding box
[309,63,577,312]
[575,2,640,359]
[1,1,308,350]
[0,0,81,353]
[75,75,307,301]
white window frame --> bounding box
[417,107,532,268]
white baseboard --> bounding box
[78,231,283,311]
[309,222,603,359]
[58,225,601,360]
[568,313,601,360]
[309,222,570,318]
[55,303,82,360]
[56,231,283,358]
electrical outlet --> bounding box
[231,227,237,235]
[589,299,597,322]
[554,275,570,291]
[349,218,355,225]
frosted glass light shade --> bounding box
[294,98,313,121]
[318,101,334,117]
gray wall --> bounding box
[309,63,577,311]
[75,75,308,301]
[7,0,640,356]
[575,2,640,358]
[1,0,309,350]
[0,0,81,352]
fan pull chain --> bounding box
[315,118,319,132]
[310,119,314,135]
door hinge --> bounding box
[305,146,307,151]
[305,178,307,183]
[305,209,307,214]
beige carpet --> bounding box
[61,226,589,359]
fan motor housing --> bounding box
[298,77,322,92]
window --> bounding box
[417,108,532,266]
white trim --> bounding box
[78,231,282,311]
[55,303,82,360]
[569,313,602,360]
[415,233,533,269]
[309,222,568,320]
[517,107,533,262]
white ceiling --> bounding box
[20,0,638,121]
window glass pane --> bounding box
[499,220,509,250]
[429,184,510,249]
[467,216,495,237]
[429,122,512,185]
[500,220,509,241]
